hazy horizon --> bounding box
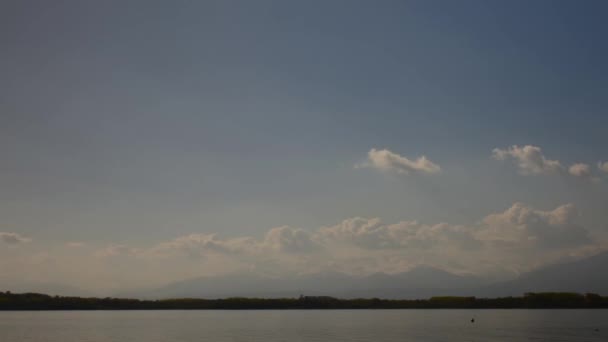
[2,0,608,295]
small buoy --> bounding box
[471,318,475,323]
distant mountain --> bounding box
[479,251,608,297]
[10,252,605,299]
[135,252,608,299]
[134,266,485,299]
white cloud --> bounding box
[0,203,602,291]
[317,218,480,250]
[0,232,30,245]
[315,203,590,253]
[263,226,318,253]
[149,234,260,258]
[492,145,562,175]
[317,217,390,248]
[358,148,440,175]
[568,163,592,178]
[478,202,589,248]
[99,202,594,268]
[598,161,608,173]
[149,226,319,258]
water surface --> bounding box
[1,309,607,341]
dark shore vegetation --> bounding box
[1,291,607,310]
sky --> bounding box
[1,0,608,293]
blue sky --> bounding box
[1,0,608,291]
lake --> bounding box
[1,309,607,341]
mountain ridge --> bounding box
[136,251,608,299]
[5,252,606,299]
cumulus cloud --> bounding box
[139,202,590,267]
[150,234,260,258]
[316,203,591,253]
[598,161,608,173]
[478,202,589,248]
[317,217,390,248]
[149,226,320,258]
[358,148,440,175]
[317,218,480,250]
[263,226,318,253]
[120,202,594,265]
[568,163,591,178]
[2,203,600,291]
[492,145,562,175]
[0,232,30,245]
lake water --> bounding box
[1,309,607,341]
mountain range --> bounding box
[6,252,606,299]
[133,251,608,299]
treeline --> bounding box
[1,291,607,310]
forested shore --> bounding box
[1,291,607,310]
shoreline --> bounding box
[2,292,607,310]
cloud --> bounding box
[492,145,562,175]
[317,217,390,248]
[1,203,600,291]
[316,203,590,253]
[568,163,592,178]
[113,202,594,267]
[598,161,608,173]
[317,218,480,250]
[150,234,260,258]
[358,148,440,175]
[479,202,589,248]
[0,232,30,245]
[263,226,318,253]
[66,242,86,248]
[149,226,319,258]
